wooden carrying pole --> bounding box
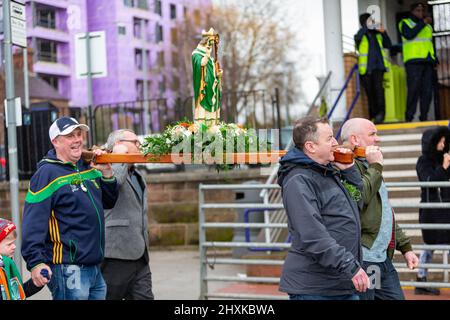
[82,151,287,165]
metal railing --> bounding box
[199,182,450,300]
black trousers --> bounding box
[101,254,154,300]
[405,62,434,122]
[360,70,386,123]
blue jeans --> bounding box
[358,258,404,300]
[47,264,106,300]
[418,250,433,278]
[289,294,360,300]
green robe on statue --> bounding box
[192,46,222,116]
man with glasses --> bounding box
[101,129,154,300]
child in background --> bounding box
[0,218,49,300]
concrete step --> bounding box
[387,188,421,199]
[381,145,421,154]
[380,133,423,142]
[383,170,417,179]
[394,212,419,221]
[390,197,421,207]
[383,158,417,166]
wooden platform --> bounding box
[84,151,287,165]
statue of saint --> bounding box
[192,28,222,125]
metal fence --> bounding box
[91,88,282,146]
[198,182,450,300]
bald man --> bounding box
[341,118,419,300]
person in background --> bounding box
[101,129,154,300]
[0,219,46,300]
[355,13,392,124]
[415,126,450,295]
[398,2,437,122]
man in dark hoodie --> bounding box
[22,117,119,300]
[415,126,450,295]
[354,13,392,124]
[278,116,369,300]
[398,2,437,122]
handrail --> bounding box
[305,71,332,117]
[327,63,360,125]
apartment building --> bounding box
[4,0,211,107]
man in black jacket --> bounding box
[278,116,369,300]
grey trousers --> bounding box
[101,255,154,300]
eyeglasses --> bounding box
[120,139,141,148]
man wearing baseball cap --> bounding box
[21,117,119,300]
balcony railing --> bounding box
[37,51,57,63]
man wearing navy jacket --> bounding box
[22,117,119,300]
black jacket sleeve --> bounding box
[354,27,368,49]
[23,279,44,298]
[417,157,450,182]
[100,177,119,209]
[381,31,392,49]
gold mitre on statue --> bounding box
[201,28,218,40]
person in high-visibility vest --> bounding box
[355,13,392,124]
[399,2,437,122]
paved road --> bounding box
[25,249,244,300]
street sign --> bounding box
[4,97,22,127]
[10,1,26,47]
[75,31,108,79]
[10,1,25,20]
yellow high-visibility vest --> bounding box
[399,18,435,63]
[357,33,390,75]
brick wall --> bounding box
[0,168,268,247]
[344,53,369,120]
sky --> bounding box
[213,0,360,118]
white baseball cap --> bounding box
[49,117,89,141]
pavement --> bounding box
[26,249,245,300]
[23,249,450,300]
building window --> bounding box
[136,80,144,100]
[124,0,148,9]
[194,10,201,26]
[154,0,162,16]
[146,50,151,69]
[172,76,180,91]
[39,74,59,90]
[159,77,166,96]
[157,51,165,68]
[172,51,179,68]
[137,0,148,9]
[183,6,187,18]
[135,49,143,70]
[118,24,126,35]
[133,18,142,38]
[36,7,56,29]
[155,24,163,42]
[170,4,177,19]
[170,28,178,45]
[36,39,57,62]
